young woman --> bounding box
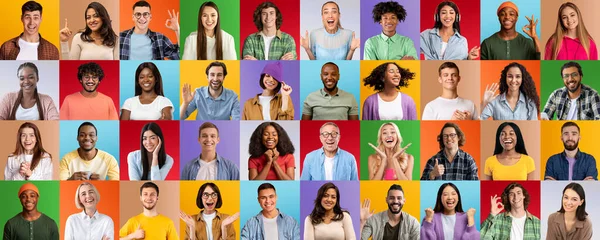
[304,182,356,240]
[480,62,540,120]
[248,122,295,180]
[545,2,597,60]
[127,122,173,180]
[300,1,360,60]
[368,122,414,180]
[59,2,118,60]
[421,183,479,240]
[420,1,480,60]
[4,122,53,180]
[120,62,174,120]
[64,182,114,240]
[242,61,293,120]
[0,62,59,120]
[482,122,536,180]
[546,183,592,240]
[179,182,239,240]
[182,1,237,60]
[362,62,417,120]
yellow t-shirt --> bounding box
[59,149,120,180]
[119,213,179,240]
[484,154,535,180]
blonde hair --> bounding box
[549,2,593,60]
[75,182,100,209]
[375,122,407,171]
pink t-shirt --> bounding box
[545,36,598,60]
[60,92,118,120]
[248,153,295,180]
[383,168,397,180]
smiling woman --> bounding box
[64,182,114,240]
[120,62,174,120]
[304,182,356,240]
[482,122,536,181]
[4,122,53,180]
[248,121,296,180]
[421,183,479,240]
[127,122,173,181]
[367,122,414,180]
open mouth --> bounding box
[206,202,215,208]
[503,139,514,145]
[326,19,335,27]
[445,200,456,208]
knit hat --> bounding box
[18,182,39,197]
[261,61,283,82]
[497,1,518,15]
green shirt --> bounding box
[481,32,540,60]
[481,212,541,240]
[363,33,418,60]
[242,30,297,60]
[302,88,358,120]
[3,213,59,240]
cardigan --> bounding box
[362,92,417,120]
[0,91,59,120]
[421,212,480,240]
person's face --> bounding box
[320,64,339,92]
[384,64,401,88]
[438,67,460,90]
[320,124,340,152]
[201,6,218,31]
[262,125,279,150]
[201,186,218,213]
[77,125,97,152]
[79,72,100,93]
[561,6,578,31]
[133,6,151,31]
[508,186,525,210]
[207,66,224,91]
[499,125,517,151]
[386,189,405,214]
[261,7,277,30]
[439,5,456,28]
[506,67,522,92]
[321,3,340,32]
[562,66,582,93]
[86,8,103,32]
[199,127,220,151]
[21,10,41,35]
[442,127,459,150]
[379,12,398,33]
[258,188,277,212]
[562,188,583,213]
[20,127,37,153]
[19,67,38,95]
[262,74,279,91]
[142,130,159,153]
[138,68,156,93]
[78,184,98,209]
[140,187,158,210]
[561,126,580,151]
[380,124,397,149]
[20,190,38,211]
[441,186,458,212]
[498,7,517,30]
[320,188,337,211]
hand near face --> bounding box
[59,18,73,42]
[280,82,292,96]
[165,9,180,32]
[222,212,240,227]
[522,15,539,39]
[360,199,375,222]
[467,46,480,60]
[153,137,162,158]
[467,208,476,219]
[182,83,195,104]
[490,194,504,216]
[300,30,310,50]
[350,32,360,51]
[425,208,434,223]
[368,142,387,162]
[393,143,412,160]
[264,149,275,164]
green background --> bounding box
[180,0,241,59]
[0,181,60,236]
[541,60,600,119]
[360,120,421,180]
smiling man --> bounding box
[241,183,299,240]
[545,121,598,181]
[421,122,478,180]
[302,62,359,120]
[242,1,296,60]
[3,182,59,240]
[422,62,477,120]
[363,1,417,60]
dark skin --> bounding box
[20,190,41,221]
[496,7,540,53]
[69,125,101,180]
[302,64,358,120]
[120,68,173,120]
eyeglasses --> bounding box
[320,131,339,138]
[202,192,218,199]
[562,72,580,80]
[134,12,151,19]
[442,133,457,139]
[82,75,99,81]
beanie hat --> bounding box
[261,61,283,82]
[18,182,39,197]
[497,1,518,15]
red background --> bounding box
[119,120,180,180]
[59,60,120,112]
[239,0,300,59]
[299,120,361,178]
[479,181,541,223]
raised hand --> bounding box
[392,143,412,160]
[281,81,292,96]
[430,159,445,179]
[59,18,73,42]
[222,212,240,226]
[467,208,476,219]
[368,142,387,161]
[483,83,499,105]
[182,83,195,104]
[165,9,180,32]
[300,30,310,50]
[350,32,360,50]
[271,148,280,160]
[522,15,538,39]
[360,199,375,222]
[264,149,275,164]
[425,208,434,223]
[468,46,480,60]
[490,195,504,216]
[179,210,196,228]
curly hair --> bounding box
[248,122,295,158]
[501,182,530,212]
[309,182,349,225]
[493,122,527,155]
[498,62,540,116]
[363,62,414,91]
[372,1,406,23]
[134,62,164,96]
[437,122,465,150]
[253,1,282,31]
[80,2,117,47]
[77,62,105,81]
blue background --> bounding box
[420,181,481,230]
[480,0,541,43]
[59,120,120,164]
[239,181,301,231]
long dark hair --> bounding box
[309,182,348,224]
[10,62,44,120]
[498,62,540,117]
[80,2,117,47]
[363,62,414,91]
[558,183,588,221]
[197,1,223,60]
[248,122,295,158]
[501,182,530,212]
[433,1,461,33]
[493,122,528,155]
[140,122,167,180]
[433,182,464,213]
[134,62,164,96]
[12,122,49,171]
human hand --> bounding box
[430,159,445,179]
[280,52,295,60]
[467,208,476,219]
[300,30,309,50]
[350,32,360,51]
[131,225,145,239]
[69,172,87,180]
[153,137,162,158]
[243,55,257,60]
[360,199,374,222]
[59,18,73,42]
[584,176,595,181]
[182,83,195,104]
[522,15,538,39]
[368,142,387,162]
[392,143,412,160]
[483,83,499,105]
[179,210,196,228]
[451,110,468,120]
[401,56,415,60]
[490,194,504,216]
[222,212,240,226]
[101,235,110,240]
[89,173,101,180]
[280,82,292,96]
[165,9,180,32]
[467,46,480,60]
[20,162,32,177]
[425,208,434,223]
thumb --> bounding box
[434,158,439,166]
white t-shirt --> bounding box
[259,95,274,120]
[262,34,276,60]
[510,215,526,240]
[203,212,216,240]
[122,96,174,120]
[422,96,477,120]
[196,159,218,180]
[441,214,456,240]
[566,98,578,120]
[262,215,279,240]
[15,103,40,120]
[17,38,39,60]
[378,93,404,120]
[441,42,448,58]
[324,156,334,181]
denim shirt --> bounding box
[183,86,241,120]
[241,210,300,240]
[545,150,598,180]
[300,148,358,181]
[181,154,240,180]
[420,28,469,60]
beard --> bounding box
[565,81,581,93]
[563,140,579,151]
[388,202,403,214]
[143,202,156,210]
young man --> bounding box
[421,122,479,180]
[120,0,180,60]
[181,122,240,180]
[364,1,417,60]
[0,1,59,60]
[545,121,598,181]
[481,182,540,239]
[241,183,299,240]
[242,1,296,60]
[542,61,600,120]
[302,62,359,120]
[60,62,119,120]
[120,182,179,240]
[59,122,120,180]
[301,122,358,181]
[480,1,540,60]
[3,183,59,240]
[422,62,477,120]
[360,184,420,240]
[180,61,241,120]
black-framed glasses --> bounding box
[134,12,151,19]
[202,192,218,199]
[562,72,580,80]
[442,133,457,139]
[82,75,99,81]
[320,131,339,138]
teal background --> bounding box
[480,0,541,44]
[59,120,120,164]
[0,181,60,236]
[239,181,301,231]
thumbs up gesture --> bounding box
[429,158,445,179]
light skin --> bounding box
[428,127,461,180]
[19,127,37,179]
[367,124,413,180]
[79,73,100,98]
[490,187,526,218]
[180,66,225,119]
[60,8,106,45]
[560,7,578,39]
[201,6,218,38]
[120,187,159,240]
[546,126,595,181]
[359,189,405,236]
[301,64,358,120]
[321,188,337,223]
[21,10,41,42]
[244,7,294,60]
[120,68,173,120]
[258,188,279,218]
[496,7,540,53]
[249,125,294,180]
[142,130,162,170]
[319,124,340,158]
[199,127,220,162]
[132,6,180,43]
[481,125,536,180]
[562,188,584,232]
[437,6,480,59]
[424,186,475,227]
[78,184,110,240]
[482,67,523,117]
[179,186,240,240]
[261,74,292,113]
[438,67,471,120]
[20,190,41,221]
[562,66,582,99]
[70,125,101,180]
[18,67,39,110]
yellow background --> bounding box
[359,181,421,221]
[0,0,60,48]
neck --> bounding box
[204,209,216,215]
[564,148,578,158]
[21,209,40,220]
[324,147,338,158]
[387,210,401,222]
[77,148,98,161]
[143,208,158,217]
[324,209,334,218]
[441,88,458,99]
[510,208,526,218]
[205,29,215,38]
[140,91,157,98]
[21,32,40,42]
[384,148,395,158]
[24,149,34,155]
[80,90,98,98]
[499,28,517,39]
[325,27,338,34]
[507,89,520,99]
[200,150,217,162]
[324,87,338,96]
[501,149,518,156]
[564,211,577,221]
[262,27,277,37]
[444,148,458,160]
[381,86,398,96]
[566,29,577,39]
[134,27,148,35]
[91,31,102,39]
[22,89,35,99]
[382,30,396,38]
[262,208,279,219]
[209,87,223,99]
[261,89,275,97]
[84,207,96,217]
[568,87,582,99]
[443,209,456,215]
[439,26,454,36]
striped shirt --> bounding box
[420,149,479,180]
[242,30,297,60]
[481,212,541,240]
[542,84,600,120]
[481,92,538,120]
[241,210,299,240]
[119,27,180,60]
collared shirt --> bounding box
[420,149,479,180]
[302,88,358,120]
[187,210,236,240]
[481,212,540,240]
[64,210,114,240]
[181,153,240,180]
[242,93,294,120]
[119,27,180,60]
[364,32,418,60]
[242,30,297,60]
[481,33,540,60]
[546,212,592,240]
[481,92,538,120]
[0,33,59,60]
[3,213,59,240]
[183,86,241,120]
[361,211,420,240]
[127,150,174,180]
[545,149,598,180]
[301,148,358,181]
[420,28,469,60]
[241,210,299,240]
[542,84,600,120]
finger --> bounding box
[434,158,439,166]
[168,9,173,18]
[64,18,68,28]
[368,142,377,149]
[352,31,356,39]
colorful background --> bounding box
[118,0,180,45]
[420,181,481,230]
[421,60,479,117]
[0,181,60,236]
[239,181,301,231]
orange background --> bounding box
[119,181,180,234]
[119,0,180,44]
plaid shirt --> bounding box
[481,212,541,240]
[542,84,600,120]
[242,30,296,60]
[119,27,179,60]
[0,33,59,60]
[420,149,479,180]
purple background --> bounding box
[300,181,360,240]
[240,61,301,120]
[360,0,421,59]
[179,120,241,175]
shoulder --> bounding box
[364,93,378,102]
[128,150,141,159]
[338,148,355,158]
[402,211,420,224]
[62,150,80,161]
[221,30,234,39]
[547,153,562,161]
[421,28,434,36]
[187,31,198,38]
[97,149,117,160]
[40,213,57,224]
[485,155,498,163]
[341,211,352,219]
[520,154,534,162]
[547,212,559,221]
[2,91,19,101]
[37,93,54,102]
[305,149,322,159]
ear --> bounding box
[438,76,442,84]
[456,76,461,83]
